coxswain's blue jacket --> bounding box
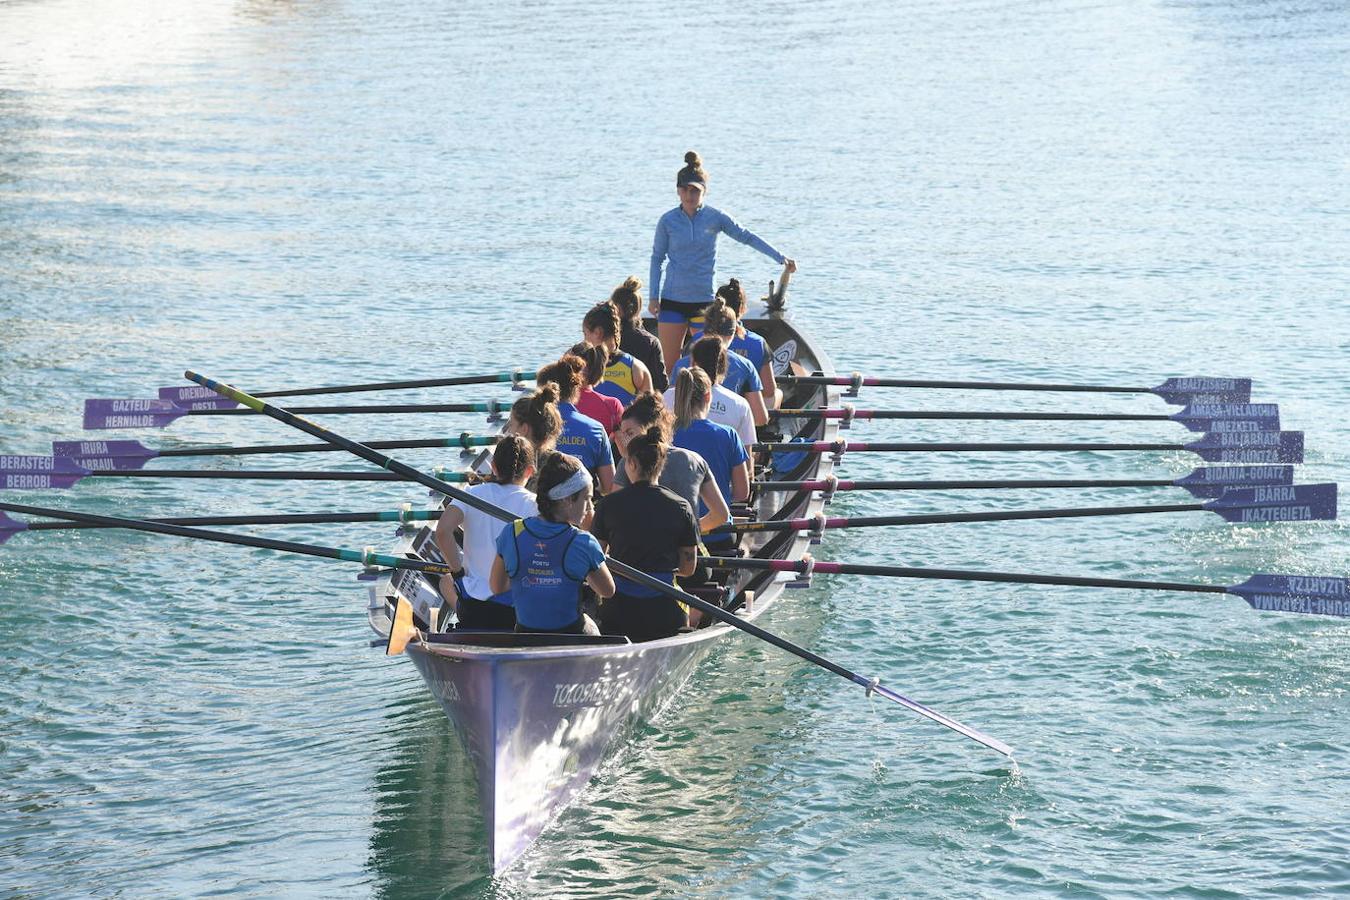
[650,205,785,303]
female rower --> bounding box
[670,366,750,553]
[715,277,781,411]
[490,453,614,635]
[613,391,729,534]
[671,297,769,426]
[506,383,563,458]
[592,426,699,642]
[537,354,616,493]
[433,435,537,630]
[649,151,796,375]
[583,300,654,408]
[609,276,667,393]
[664,336,756,471]
[568,341,624,436]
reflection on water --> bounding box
[1,0,1347,895]
[366,695,496,898]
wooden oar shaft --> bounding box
[708,557,1227,594]
[757,478,1176,491]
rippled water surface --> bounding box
[2,0,1347,896]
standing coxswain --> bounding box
[649,151,796,375]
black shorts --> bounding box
[658,299,710,325]
[455,594,516,630]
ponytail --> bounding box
[673,367,711,432]
[701,295,736,340]
[626,425,667,483]
[621,391,674,441]
[609,276,644,328]
[509,383,563,452]
[690,335,727,382]
[582,301,621,342]
[537,354,585,403]
[715,278,747,316]
[568,341,608,387]
[488,434,535,485]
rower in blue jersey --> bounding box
[670,294,769,426]
[715,277,780,411]
[669,366,750,552]
[648,151,796,376]
[491,453,614,635]
[583,300,653,407]
[536,354,615,494]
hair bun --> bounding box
[623,275,641,291]
[684,151,701,166]
[535,383,560,406]
[729,277,739,289]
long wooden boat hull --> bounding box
[366,306,837,871]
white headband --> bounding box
[546,469,591,500]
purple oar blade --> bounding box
[1172,465,1294,499]
[157,386,240,410]
[52,439,158,471]
[0,456,88,490]
[0,511,28,545]
[1204,483,1337,523]
[1151,377,1252,405]
[83,399,189,430]
[1171,403,1279,433]
[1186,431,1303,463]
[1227,574,1350,618]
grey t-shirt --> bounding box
[615,445,718,518]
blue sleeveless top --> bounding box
[496,517,606,630]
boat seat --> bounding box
[685,584,730,609]
[424,631,632,648]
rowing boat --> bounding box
[361,298,839,871]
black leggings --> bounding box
[600,592,687,643]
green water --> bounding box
[1,0,1346,896]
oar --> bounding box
[711,484,1336,535]
[755,431,1305,464]
[156,369,531,403]
[771,402,1280,433]
[775,375,1252,405]
[707,557,1350,619]
[757,465,1296,499]
[0,505,443,541]
[181,369,1014,759]
[82,399,510,430]
[0,459,473,491]
[51,435,498,470]
[0,501,455,573]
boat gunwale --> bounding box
[398,310,838,664]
